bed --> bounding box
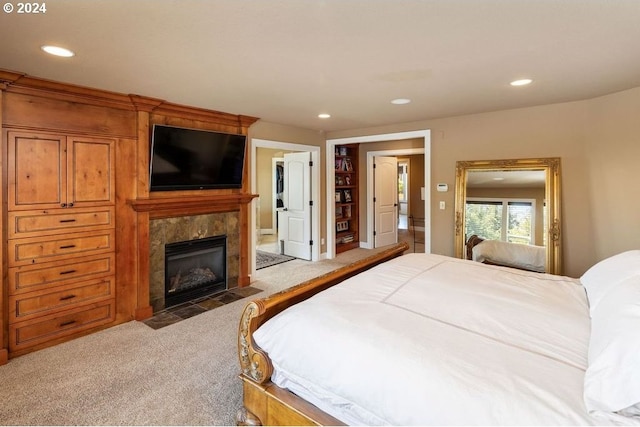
[237,243,640,426]
[466,234,546,272]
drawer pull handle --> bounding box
[59,320,76,327]
[59,270,77,275]
[59,294,76,301]
[59,219,76,223]
[59,245,76,249]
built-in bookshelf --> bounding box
[335,144,359,253]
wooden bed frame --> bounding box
[237,242,409,426]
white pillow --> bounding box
[580,250,640,312]
[583,274,640,415]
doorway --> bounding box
[326,130,431,258]
[397,159,409,230]
[251,139,320,274]
[373,156,399,248]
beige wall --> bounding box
[584,87,640,262]
[325,87,640,277]
[407,154,425,219]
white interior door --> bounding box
[282,151,311,260]
[374,156,398,247]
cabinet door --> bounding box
[67,136,115,207]
[8,132,66,210]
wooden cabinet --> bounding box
[8,132,115,211]
[5,131,116,356]
[9,300,115,353]
[334,144,359,253]
[7,206,115,239]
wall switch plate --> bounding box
[439,201,446,210]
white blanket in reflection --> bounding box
[472,239,546,272]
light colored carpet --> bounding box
[0,246,397,426]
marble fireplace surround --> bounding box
[129,194,256,320]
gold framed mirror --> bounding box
[454,158,562,275]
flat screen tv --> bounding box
[149,124,247,191]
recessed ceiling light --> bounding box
[391,98,411,105]
[318,113,331,119]
[493,177,505,181]
[41,45,75,57]
[510,79,532,86]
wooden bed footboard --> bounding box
[237,242,409,426]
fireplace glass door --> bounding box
[164,235,226,307]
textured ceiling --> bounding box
[467,170,545,188]
[1,0,639,132]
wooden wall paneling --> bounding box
[132,109,150,320]
[130,106,154,321]
[150,105,257,133]
[115,137,138,323]
[238,202,251,286]
[131,105,153,200]
[1,83,9,364]
[3,92,136,138]
[0,70,133,111]
[134,210,152,320]
[131,107,156,318]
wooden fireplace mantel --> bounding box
[128,193,258,219]
[129,192,258,320]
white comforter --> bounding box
[472,239,546,272]
[253,253,628,425]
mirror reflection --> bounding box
[454,158,562,275]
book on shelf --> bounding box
[341,234,354,243]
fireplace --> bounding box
[164,235,227,308]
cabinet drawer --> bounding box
[9,276,115,322]
[9,300,115,352]
[8,230,115,267]
[8,206,114,239]
[8,253,115,295]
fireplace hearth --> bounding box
[164,235,227,308]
